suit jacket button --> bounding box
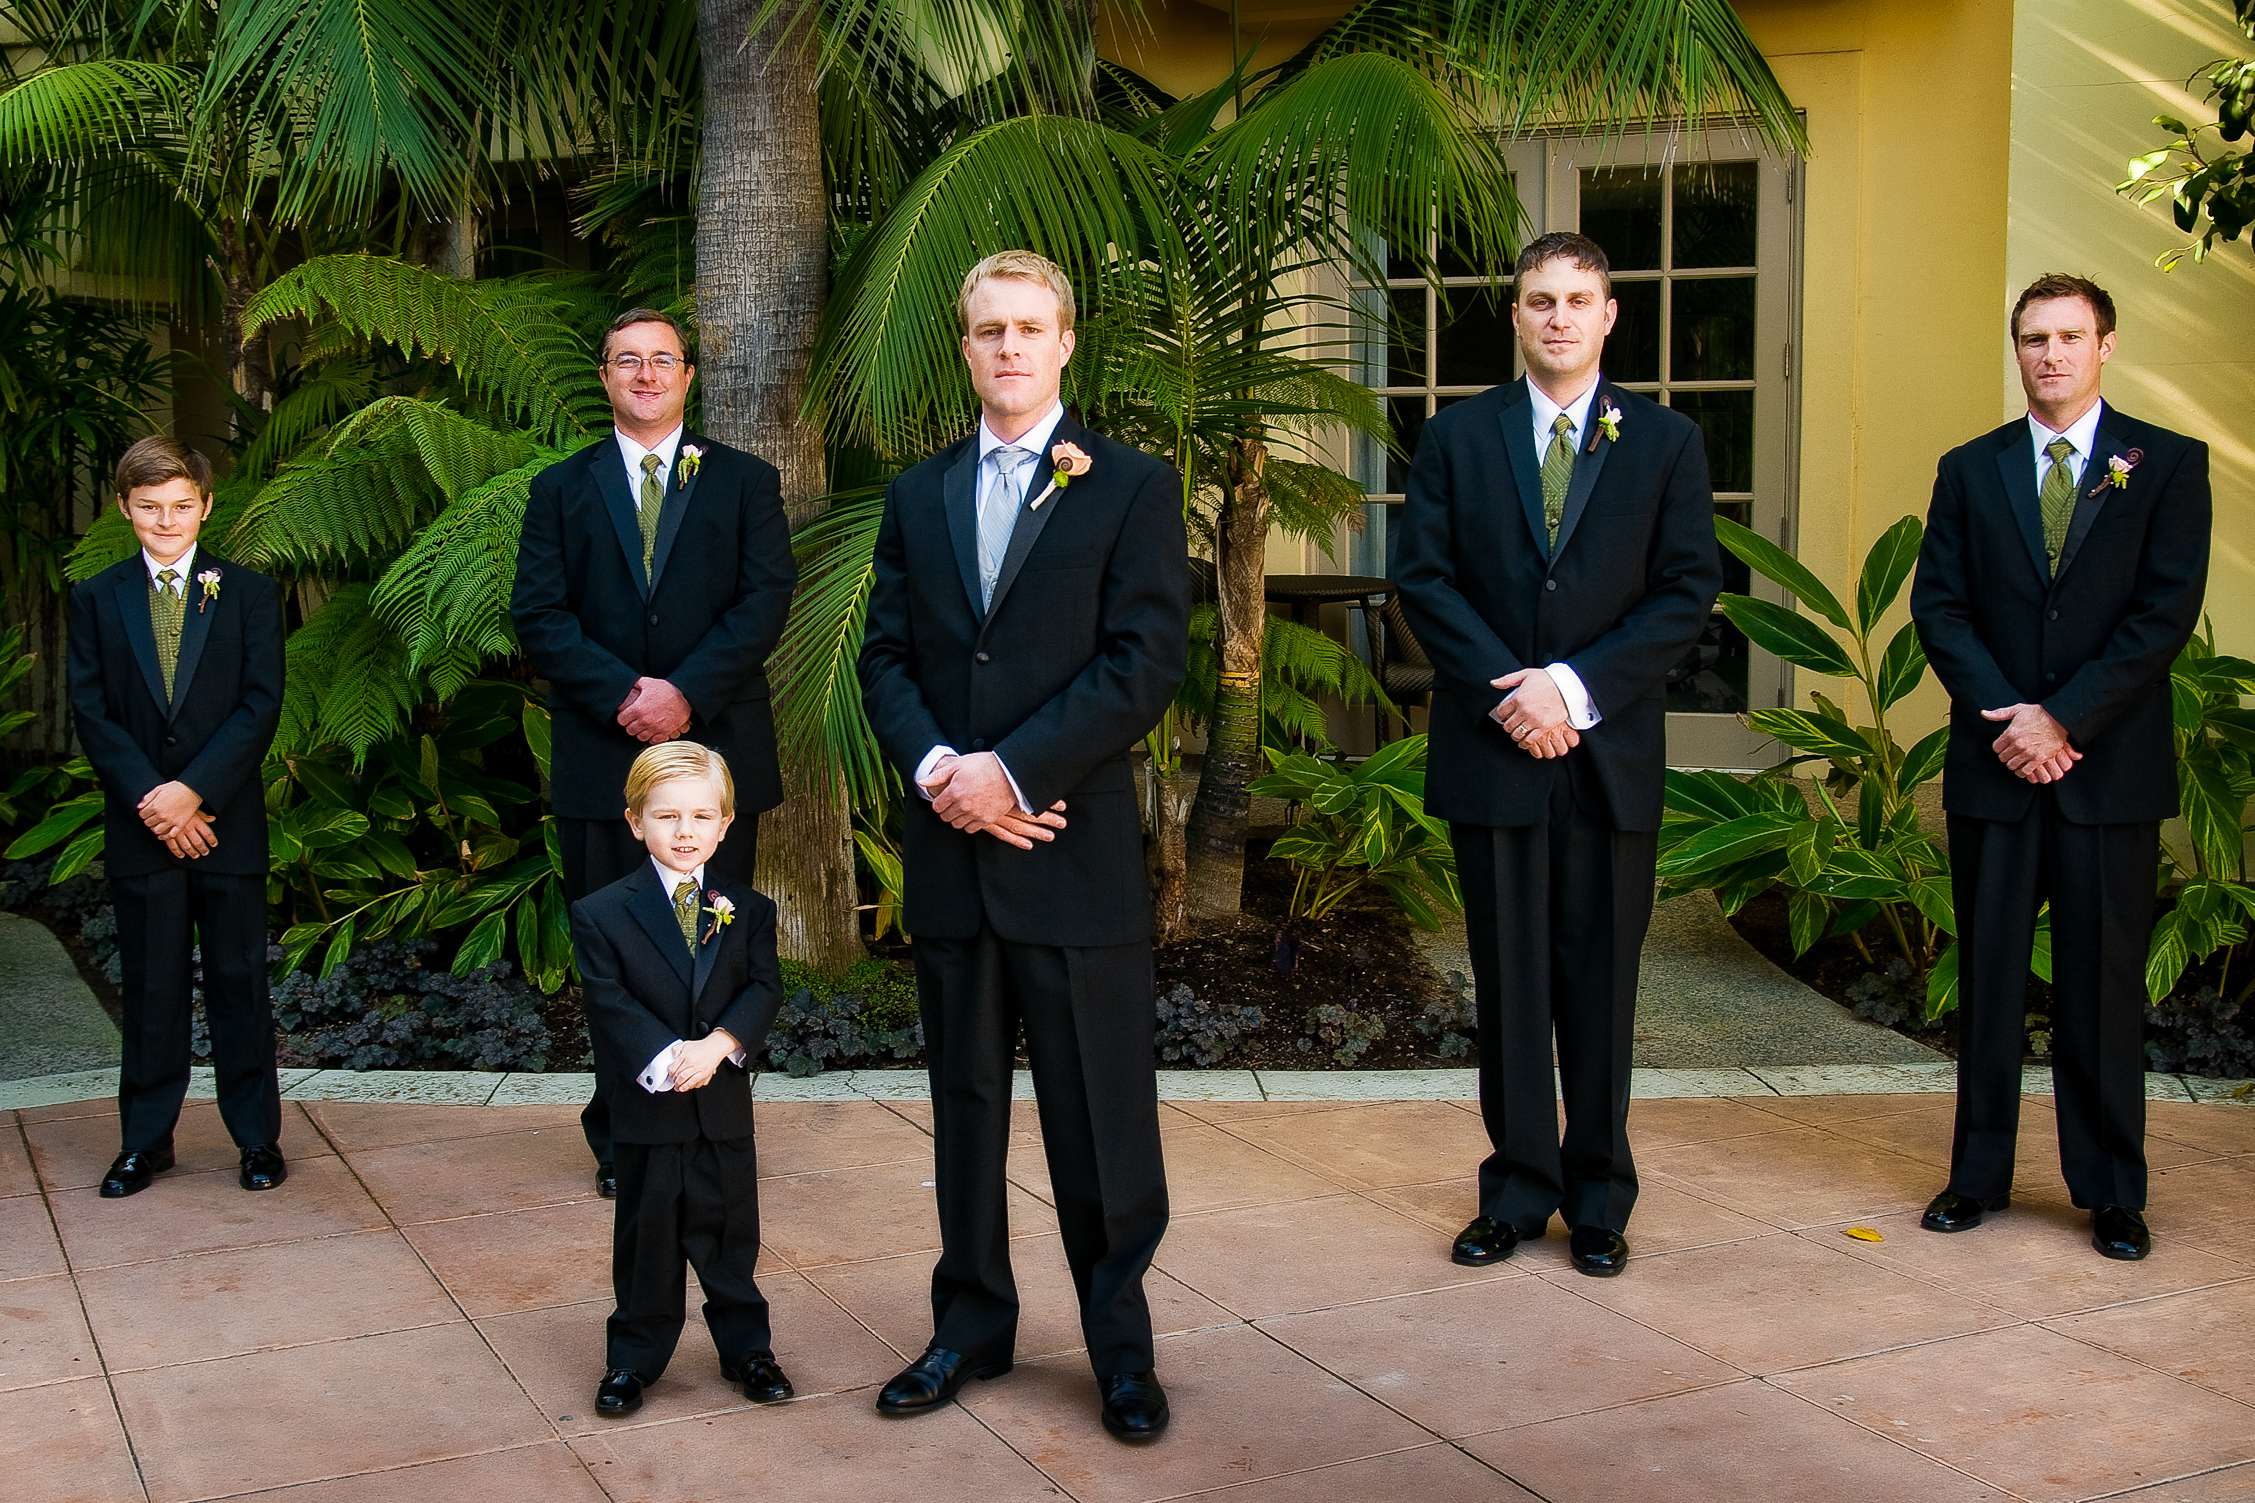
[1544,578,1558,592]
[164,734,179,747]
[971,738,988,751]
[648,612,660,626]
[2048,609,2060,621]
[975,651,992,664]
[2045,671,2058,683]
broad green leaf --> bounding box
[1716,595,1857,677]
[1908,874,1957,936]
[1898,726,1950,793]
[1787,889,1828,957]
[1807,845,1906,901]
[1875,621,1928,711]
[1855,516,1923,631]
[1714,514,1850,629]
[50,824,105,885]
[2145,908,2190,1002]
[1654,811,1802,880]
[4,793,104,859]
[2181,755,2246,879]
[1924,942,1961,1019]
[1745,708,1874,763]
[1785,819,1824,887]
[1664,768,1766,823]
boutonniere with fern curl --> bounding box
[700,891,734,946]
[1028,440,1093,511]
[195,568,221,614]
[2090,447,2142,499]
[677,444,704,489]
[1589,401,1624,452]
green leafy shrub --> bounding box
[1154,982,1264,1066]
[2146,626,2255,1001]
[1249,734,1458,930]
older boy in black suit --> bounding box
[66,436,287,1197]
[570,741,791,1418]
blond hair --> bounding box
[957,250,1076,334]
[623,741,735,816]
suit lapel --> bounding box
[2053,408,2127,585]
[111,566,167,711]
[1550,382,1617,562]
[1497,380,1548,558]
[981,416,1075,628]
[626,864,695,989]
[943,438,984,620]
[165,554,221,721]
[690,881,726,1005]
[1991,426,2051,585]
[589,436,651,600]
[648,433,697,590]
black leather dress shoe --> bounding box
[1920,1189,2009,1234]
[1568,1225,1629,1277]
[596,1164,618,1200]
[1098,1370,1170,1442]
[1451,1216,1521,1266]
[2091,1204,2151,1261]
[595,1367,645,1417]
[238,1144,286,1192]
[875,1345,1011,1415]
[721,1350,795,1404]
[99,1148,174,1199]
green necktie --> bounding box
[2039,436,2076,574]
[1541,412,1576,549]
[673,878,700,953]
[150,567,184,700]
[639,452,664,582]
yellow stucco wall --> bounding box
[2008,0,2255,652]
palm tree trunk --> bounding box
[1183,433,1270,921]
[697,0,863,969]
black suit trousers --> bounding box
[607,1134,770,1377]
[112,868,280,1153]
[1454,760,1655,1235]
[1947,800,2155,1210]
[562,820,755,1167]
[913,926,1168,1377]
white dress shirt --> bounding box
[913,400,1067,811]
[636,858,747,1093]
[1520,377,1603,730]
[143,542,199,592]
[616,425,685,516]
[2028,400,2105,491]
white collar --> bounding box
[143,542,198,588]
[1528,375,1604,441]
[977,399,1066,468]
[617,425,686,473]
[2028,400,2104,461]
[652,857,706,896]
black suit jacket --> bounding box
[66,552,284,878]
[1910,403,2210,825]
[858,412,1190,946]
[1389,379,1723,831]
[569,863,784,1145]
[511,431,796,820]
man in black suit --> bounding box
[1910,272,2210,1261]
[512,308,796,1193]
[858,250,1188,1441]
[1389,232,1722,1278]
[68,436,287,1198]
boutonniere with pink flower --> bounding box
[1028,440,1093,511]
[2090,447,2142,498]
[699,891,734,946]
[195,568,221,614]
[676,444,704,489]
[1591,401,1624,451]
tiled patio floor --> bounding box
[5,1091,2254,1502]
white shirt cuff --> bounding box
[1543,663,1601,730]
[915,744,1031,812]
[638,1039,746,1093]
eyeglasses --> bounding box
[607,353,686,375]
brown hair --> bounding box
[113,435,213,501]
[2010,273,2116,341]
[957,250,1077,334]
[599,308,696,367]
[623,740,736,816]
[1514,232,1613,299]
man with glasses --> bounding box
[513,308,796,1196]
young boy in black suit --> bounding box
[570,740,791,1417]
[67,436,287,1199]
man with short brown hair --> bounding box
[1911,273,2211,1260]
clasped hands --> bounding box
[617,676,692,743]
[1491,668,1580,760]
[920,751,1068,851]
[667,1028,740,1093]
[1985,702,2080,784]
[138,781,216,860]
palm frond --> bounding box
[0,59,193,166]
[243,256,609,444]
[770,485,894,809]
[238,358,377,479]
[1176,607,1393,751]
[1262,458,1370,554]
[370,450,559,673]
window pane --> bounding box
[1674,162,1759,268]
[1670,277,1757,382]
[1386,395,1426,492]
[1670,389,1754,493]
[1386,225,1430,281]
[1433,288,1514,390]
[1579,166,1663,271]
[1386,287,1427,388]
[1606,279,1661,384]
